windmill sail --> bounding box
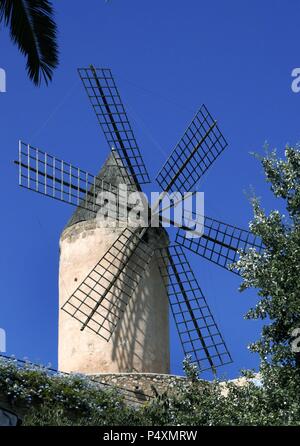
[15,142,140,224]
[176,214,264,273]
[156,105,228,193]
[61,227,154,341]
[78,66,150,187]
[15,141,120,214]
[157,245,232,372]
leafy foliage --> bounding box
[0,357,134,425]
[234,146,300,369]
[0,0,58,85]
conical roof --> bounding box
[64,150,138,230]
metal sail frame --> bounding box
[78,66,151,187]
[176,213,264,273]
[15,141,120,213]
[157,245,232,372]
[62,227,154,341]
[156,104,228,193]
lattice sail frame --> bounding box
[78,66,150,186]
[17,142,140,223]
[176,214,264,272]
[156,104,228,193]
[62,227,154,341]
[157,245,232,371]
[17,141,120,213]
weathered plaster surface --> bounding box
[58,221,170,374]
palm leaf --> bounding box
[0,0,58,85]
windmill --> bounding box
[15,66,264,376]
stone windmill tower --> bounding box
[58,152,170,374]
[16,66,264,379]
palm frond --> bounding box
[0,0,59,85]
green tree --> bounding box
[234,145,300,371]
[0,0,58,85]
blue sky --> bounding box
[0,0,299,378]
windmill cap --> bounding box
[63,150,138,230]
